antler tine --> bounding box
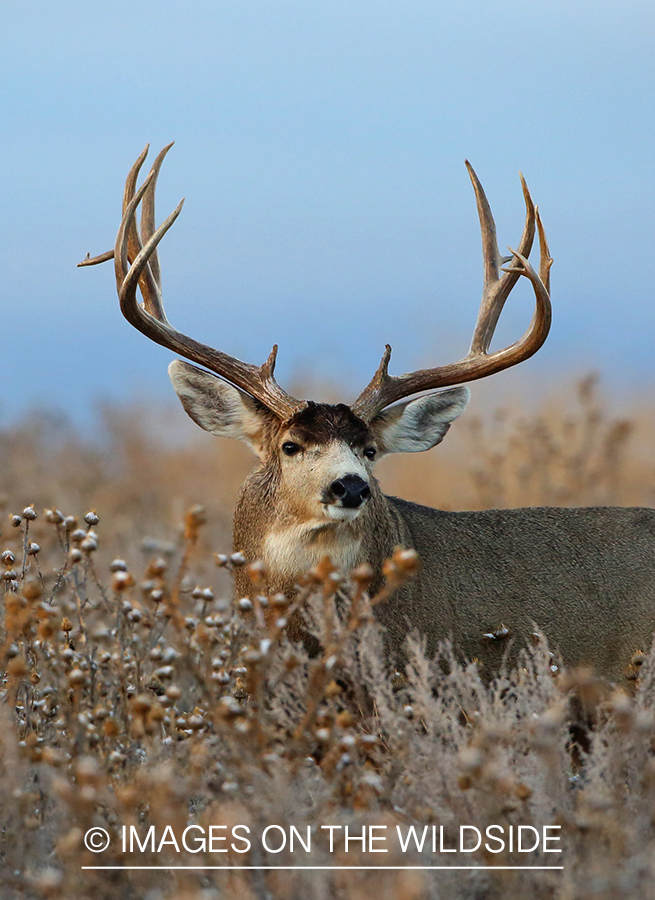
[122,143,150,260]
[537,208,553,296]
[82,146,305,422]
[115,143,171,321]
[467,163,536,355]
[114,167,182,316]
[352,164,552,423]
[138,143,174,302]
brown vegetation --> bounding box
[1,376,654,899]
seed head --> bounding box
[310,555,337,583]
[184,504,207,540]
[112,571,134,592]
[131,694,152,715]
[68,668,86,688]
[351,563,374,587]
[147,557,168,577]
[217,696,243,719]
[246,560,267,585]
[23,579,42,601]
[154,665,174,681]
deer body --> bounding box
[225,403,655,683]
[80,145,655,685]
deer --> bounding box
[79,144,655,685]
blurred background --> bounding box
[1,0,654,541]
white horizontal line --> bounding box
[82,865,563,871]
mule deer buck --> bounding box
[80,145,655,684]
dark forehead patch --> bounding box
[286,402,372,447]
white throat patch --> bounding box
[263,520,363,581]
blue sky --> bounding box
[2,1,654,424]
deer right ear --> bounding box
[370,386,470,454]
[168,360,268,457]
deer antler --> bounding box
[78,145,305,421]
[351,162,552,422]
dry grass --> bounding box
[1,375,655,899]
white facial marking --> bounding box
[323,442,369,484]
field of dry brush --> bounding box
[2,375,655,900]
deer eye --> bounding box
[364,447,377,461]
[282,441,302,457]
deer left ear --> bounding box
[370,386,470,454]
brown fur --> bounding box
[285,402,372,449]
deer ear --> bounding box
[168,360,269,456]
[370,386,470,454]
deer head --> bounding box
[79,145,551,577]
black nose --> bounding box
[330,475,371,508]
